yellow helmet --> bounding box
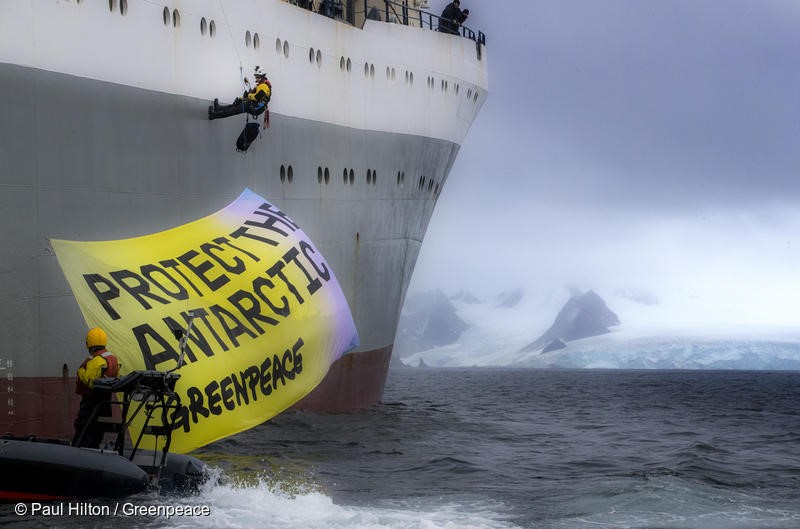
[85,327,107,350]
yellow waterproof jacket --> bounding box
[247,81,271,104]
[76,351,120,395]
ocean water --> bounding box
[3,368,800,528]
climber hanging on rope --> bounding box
[208,65,272,129]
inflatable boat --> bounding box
[0,370,208,501]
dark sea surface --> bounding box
[4,368,800,528]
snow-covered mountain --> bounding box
[397,287,800,369]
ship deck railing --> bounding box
[286,0,486,46]
[380,0,485,45]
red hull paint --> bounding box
[294,345,393,413]
[0,346,392,438]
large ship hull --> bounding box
[0,0,487,438]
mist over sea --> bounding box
[4,368,800,529]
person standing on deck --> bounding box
[72,327,120,448]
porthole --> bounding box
[340,57,345,71]
[253,33,260,49]
[428,180,434,191]
[418,175,425,190]
[391,68,396,81]
[397,171,402,186]
[209,20,216,38]
[409,72,414,85]
[324,167,330,184]
[434,183,440,195]
[287,166,294,183]
[343,168,348,184]
[200,17,207,35]
[276,38,282,54]
[455,83,459,94]
[280,165,286,183]
[309,48,315,63]
[108,0,116,13]
[367,169,372,184]
[373,170,378,184]
[246,31,252,48]
[349,169,354,184]
[386,66,390,80]
[370,64,375,78]
[473,91,479,102]
[172,9,180,27]
[162,6,169,25]
[364,63,369,77]
[467,88,473,99]
[283,41,290,58]
[405,71,409,83]
[316,49,321,66]
[317,166,323,184]
[119,0,127,15]
[346,58,352,72]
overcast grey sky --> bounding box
[410,0,800,330]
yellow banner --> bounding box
[52,189,358,453]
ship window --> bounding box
[473,91,479,102]
[397,171,401,186]
[276,38,282,54]
[173,9,180,27]
[364,63,369,77]
[210,20,216,38]
[246,31,252,48]
[108,0,116,13]
[418,175,425,190]
[254,33,260,49]
[283,41,290,58]
[391,68,396,81]
[455,83,459,94]
[346,58,352,72]
[309,48,315,63]
[367,169,372,184]
[340,57,345,71]
[349,169,354,185]
[343,169,348,184]
[163,7,169,26]
[373,170,378,184]
[316,49,321,67]
[201,17,207,35]
[370,64,375,79]
[467,88,472,99]
[428,180,434,191]
[120,0,127,15]
[434,183,440,195]
[280,165,286,182]
[386,66,390,80]
[318,166,323,183]
[324,168,330,184]
[287,165,294,182]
